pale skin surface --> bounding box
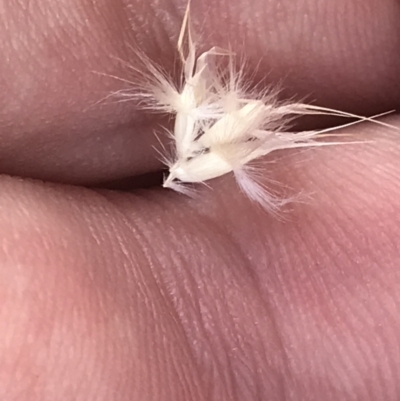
[0,0,400,400]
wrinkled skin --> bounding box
[1,0,400,400]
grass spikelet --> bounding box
[109,1,397,212]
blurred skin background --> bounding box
[0,0,400,400]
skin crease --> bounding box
[0,0,399,400]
